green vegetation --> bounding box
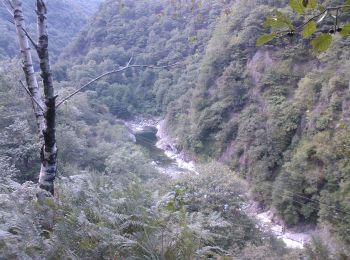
[1,0,350,258]
[257,0,350,52]
[0,0,101,60]
[163,1,350,247]
[0,63,294,258]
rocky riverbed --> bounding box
[243,201,312,249]
[123,118,313,249]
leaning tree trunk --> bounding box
[11,0,57,195]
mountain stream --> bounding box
[125,119,312,249]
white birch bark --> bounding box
[11,0,45,139]
[11,0,57,194]
[9,0,170,195]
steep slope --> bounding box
[167,0,350,245]
[0,49,296,260]
[0,0,102,59]
[58,0,349,247]
[55,0,232,118]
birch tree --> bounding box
[5,0,57,194]
[3,0,177,195]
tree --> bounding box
[257,0,350,52]
[254,0,350,247]
[3,0,176,195]
[4,0,57,194]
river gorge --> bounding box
[122,118,313,250]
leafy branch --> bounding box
[257,0,350,52]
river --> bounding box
[128,119,312,249]
[134,125,191,176]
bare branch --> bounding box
[6,0,13,9]
[1,0,13,16]
[19,80,44,111]
[22,27,38,50]
[296,9,328,30]
[56,60,179,109]
[126,53,133,66]
[128,63,179,70]
[6,19,38,49]
[335,8,339,30]
[302,5,350,29]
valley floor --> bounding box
[127,118,314,250]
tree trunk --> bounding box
[12,0,45,139]
[11,0,57,195]
[36,0,57,195]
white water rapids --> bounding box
[155,120,198,174]
[125,118,312,249]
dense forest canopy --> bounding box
[0,0,102,59]
[0,0,349,258]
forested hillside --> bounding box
[1,0,350,258]
[54,0,231,118]
[0,0,102,59]
[59,0,350,247]
[0,60,296,258]
[168,0,350,246]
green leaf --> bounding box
[343,0,350,11]
[301,0,318,9]
[307,0,317,9]
[311,33,332,52]
[263,16,283,29]
[166,201,174,211]
[302,21,317,38]
[302,0,309,7]
[290,0,305,14]
[256,33,277,46]
[263,11,294,30]
[339,23,350,36]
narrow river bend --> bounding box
[128,120,312,249]
[134,126,190,176]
